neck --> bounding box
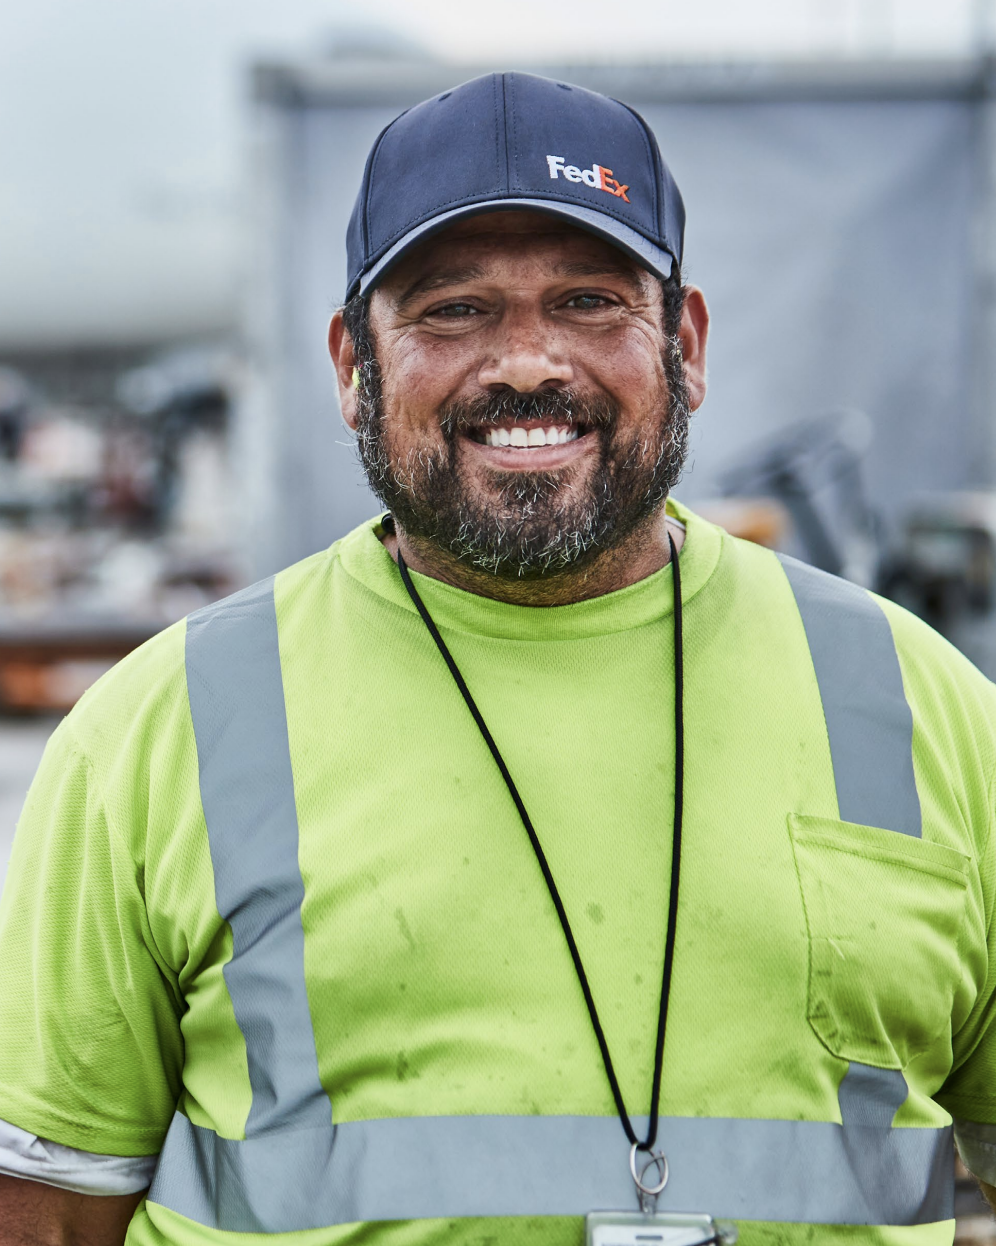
[381,508,684,607]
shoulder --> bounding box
[877,590,996,786]
[774,549,996,730]
[769,548,996,733]
[67,615,190,773]
[65,544,344,794]
[684,512,996,781]
[773,551,996,829]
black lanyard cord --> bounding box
[395,529,684,1155]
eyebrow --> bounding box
[392,255,645,311]
[394,264,487,311]
[553,259,645,291]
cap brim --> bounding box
[355,199,674,298]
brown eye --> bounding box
[567,294,610,310]
[433,302,478,318]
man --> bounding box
[0,70,995,1246]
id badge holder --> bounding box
[586,1146,738,1246]
[586,1211,737,1246]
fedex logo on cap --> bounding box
[546,155,630,202]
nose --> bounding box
[476,314,574,393]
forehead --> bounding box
[376,210,651,299]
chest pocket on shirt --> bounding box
[788,813,970,1069]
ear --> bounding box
[676,286,709,413]
[328,311,360,431]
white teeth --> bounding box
[482,424,582,447]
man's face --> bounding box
[336,211,706,578]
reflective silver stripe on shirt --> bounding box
[149,1107,952,1230]
[838,1062,909,1129]
[777,555,922,837]
[149,568,947,1231]
[180,580,331,1134]
[0,1117,156,1198]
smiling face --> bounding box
[330,210,709,589]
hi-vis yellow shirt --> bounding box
[1,501,996,1246]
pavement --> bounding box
[0,717,59,881]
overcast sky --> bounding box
[0,0,988,347]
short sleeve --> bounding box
[0,720,183,1157]
[936,764,996,1131]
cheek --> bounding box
[382,336,474,428]
[579,331,667,408]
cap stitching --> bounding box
[501,73,513,191]
[509,76,520,190]
[363,195,673,282]
[615,99,659,237]
[362,88,507,260]
[363,189,523,259]
[492,74,504,194]
[354,78,678,285]
[364,111,409,258]
[358,87,506,285]
[365,189,671,268]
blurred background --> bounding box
[3,0,996,1228]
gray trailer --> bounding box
[239,53,996,589]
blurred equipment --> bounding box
[0,628,149,715]
[717,411,882,588]
[692,497,791,549]
[116,345,235,529]
[713,412,996,680]
[0,346,240,713]
[0,368,31,463]
[881,492,996,677]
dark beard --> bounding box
[353,340,690,579]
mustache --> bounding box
[438,388,618,438]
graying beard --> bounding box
[441,335,688,576]
[450,433,682,578]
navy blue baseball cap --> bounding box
[345,72,685,300]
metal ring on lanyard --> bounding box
[393,516,684,1209]
[630,1143,670,1197]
